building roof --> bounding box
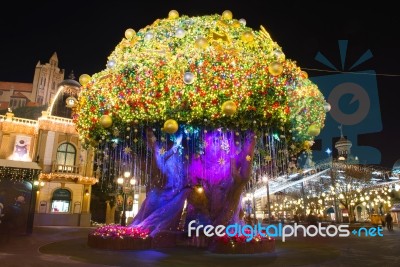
[11,92,29,99]
[58,79,81,88]
[0,81,33,92]
[335,136,352,149]
[392,159,400,174]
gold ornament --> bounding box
[300,70,308,79]
[268,62,283,76]
[264,155,272,162]
[163,119,179,134]
[79,74,91,86]
[303,140,314,149]
[195,37,208,49]
[100,115,113,128]
[221,10,233,20]
[246,155,252,161]
[168,10,179,19]
[125,28,136,39]
[212,31,230,42]
[307,124,320,136]
[241,31,254,43]
[221,100,237,116]
[232,21,241,28]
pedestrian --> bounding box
[385,213,393,231]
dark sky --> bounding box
[0,1,399,168]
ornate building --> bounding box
[0,52,64,110]
[0,76,96,233]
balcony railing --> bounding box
[52,163,80,174]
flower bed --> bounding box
[88,224,275,253]
[87,225,152,250]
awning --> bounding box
[0,159,41,170]
[391,204,400,212]
[52,188,72,201]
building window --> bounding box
[51,188,71,212]
[56,143,76,172]
[36,96,43,105]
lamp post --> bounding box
[263,176,271,223]
[117,171,136,226]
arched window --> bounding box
[56,143,76,172]
[51,188,71,212]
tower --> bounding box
[334,125,352,161]
[31,52,65,106]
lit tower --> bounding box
[335,125,352,161]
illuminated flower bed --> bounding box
[87,225,152,250]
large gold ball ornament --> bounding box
[100,115,113,128]
[163,119,179,134]
[222,10,233,20]
[307,124,321,136]
[268,62,283,76]
[221,100,237,116]
[241,31,254,43]
[79,74,91,86]
[195,37,208,49]
[168,10,179,19]
[125,28,136,39]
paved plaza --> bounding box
[0,225,399,267]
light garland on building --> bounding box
[39,173,98,185]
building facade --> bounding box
[0,77,96,232]
[0,52,64,110]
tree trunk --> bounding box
[129,129,256,236]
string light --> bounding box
[302,67,400,77]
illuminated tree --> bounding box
[75,11,326,238]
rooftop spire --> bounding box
[338,124,343,138]
[68,70,75,80]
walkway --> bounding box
[0,225,399,266]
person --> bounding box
[385,213,393,231]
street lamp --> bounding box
[116,171,135,226]
[262,176,271,223]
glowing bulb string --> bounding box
[302,67,400,77]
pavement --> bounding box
[0,225,399,267]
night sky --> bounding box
[0,1,399,168]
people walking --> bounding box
[385,213,393,231]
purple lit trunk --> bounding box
[130,129,255,236]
